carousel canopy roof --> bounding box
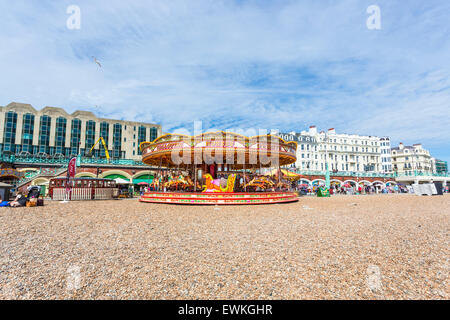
[265,168,302,180]
[140,131,297,169]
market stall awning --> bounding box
[132,175,154,184]
[114,178,130,184]
[133,178,153,184]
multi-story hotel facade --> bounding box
[0,102,162,161]
[390,142,435,175]
[280,126,382,173]
[278,130,320,170]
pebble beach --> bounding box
[0,194,448,300]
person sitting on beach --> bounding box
[9,192,27,207]
[0,195,10,207]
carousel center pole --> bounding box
[194,164,197,192]
[278,165,281,190]
[243,161,246,192]
[158,156,162,191]
[176,164,179,191]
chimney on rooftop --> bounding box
[308,125,317,135]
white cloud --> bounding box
[0,0,449,160]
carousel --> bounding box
[139,131,299,205]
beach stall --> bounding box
[49,177,118,200]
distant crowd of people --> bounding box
[296,183,449,196]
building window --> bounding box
[38,115,51,155]
[84,120,96,156]
[2,111,18,153]
[150,127,158,141]
[70,119,82,156]
[20,113,35,154]
[138,126,147,155]
[100,122,109,158]
[55,117,67,156]
[113,123,122,158]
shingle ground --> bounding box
[0,194,448,299]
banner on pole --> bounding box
[68,157,77,178]
[64,157,77,201]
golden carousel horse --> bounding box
[202,174,236,193]
[149,178,160,190]
[183,175,202,191]
[274,181,289,191]
[164,175,189,191]
[244,176,276,191]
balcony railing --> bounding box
[394,171,450,177]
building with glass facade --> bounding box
[0,102,162,160]
[434,159,448,174]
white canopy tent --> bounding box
[114,178,131,184]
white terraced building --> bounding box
[278,129,320,171]
[279,126,383,174]
[390,142,435,176]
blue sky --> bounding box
[0,0,449,161]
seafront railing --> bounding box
[0,155,147,167]
[291,169,450,178]
[394,171,450,177]
[2,155,449,178]
[292,169,396,178]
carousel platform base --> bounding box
[139,191,299,205]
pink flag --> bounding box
[68,157,77,178]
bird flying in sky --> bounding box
[91,56,102,68]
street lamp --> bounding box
[324,132,330,189]
[324,133,330,189]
